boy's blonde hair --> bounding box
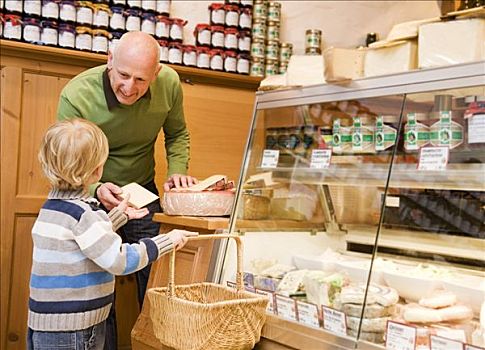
[38,119,109,190]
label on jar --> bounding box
[279,63,288,74]
[109,37,120,51]
[240,0,253,6]
[306,32,321,49]
[250,60,265,77]
[429,111,463,149]
[5,0,22,13]
[92,36,108,53]
[126,16,141,31]
[239,12,252,29]
[197,52,210,68]
[237,57,250,74]
[250,41,265,58]
[265,42,279,60]
[75,33,92,50]
[224,33,238,49]
[24,0,42,16]
[265,61,278,76]
[183,51,197,66]
[42,1,59,19]
[238,36,251,52]
[280,46,292,62]
[253,2,267,19]
[157,0,171,14]
[127,0,141,7]
[41,27,58,45]
[267,24,279,41]
[197,29,211,46]
[224,56,237,72]
[211,9,225,25]
[141,19,155,35]
[210,54,223,70]
[23,25,41,43]
[404,113,430,151]
[468,113,485,143]
[60,3,76,22]
[159,46,169,62]
[59,30,75,48]
[252,21,266,40]
[169,23,183,41]
[211,31,224,48]
[168,47,182,64]
[155,21,169,38]
[77,6,93,25]
[225,10,239,27]
[268,5,281,22]
[93,10,110,28]
[110,13,125,30]
[141,0,156,11]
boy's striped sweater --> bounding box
[28,188,173,331]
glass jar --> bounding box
[250,57,265,77]
[3,14,22,40]
[5,0,22,14]
[125,8,141,31]
[110,6,125,31]
[75,25,92,51]
[237,53,250,74]
[158,39,169,62]
[59,0,76,23]
[265,59,278,76]
[169,18,186,42]
[76,1,93,26]
[40,19,58,46]
[141,0,156,12]
[239,7,252,30]
[127,0,141,8]
[0,14,4,38]
[168,41,182,64]
[250,38,265,58]
[194,23,211,47]
[267,1,281,22]
[196,46,210,68]
[240,0,253,8]
[155,15,170,39]
[24,0,42,17]
[224,4,239,28]
[265,40,279,60]
[279,42,292,62]
[208,3,225,26]
[251,17,266,40]
[253,0,267,20]
[279,61,288,74]
[238,29,251,52]
[92,3,110,28]
[266,20,279,41]
[23,17,41,43]
[42,0,59,20]
[211,25,224,49]
[305,29,322,54]
[141,11,156,35]
[182,45,197,67]
[92,28,110,53]
[209,49,224,71]
[58,21,76,48]
[108,29,124,51]
[156,0,170,16]
[224,27,238,50]
[224,50,237,72]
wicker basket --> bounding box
[147,235,269,350]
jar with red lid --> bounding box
[109,5,125,31]
[182,45,197,67]
[41,19,58,46]
[224,4,239,28]
[59,1,76,23]
[158,39,169,62]
[196,46,210,69]
[156,0,170,16]
[209,49,224,71]
[5,0,22,14]
[59,21,76,48]
[155,15,170,39]
[42,0,59,20]
[210,25,224,49]
[3,14,22,40]
[238,29,251,52]
[238,7,252,30]
[237,53,250,74]
[24,0,42,17]
[208,3,225,26]
[23,16,41,43]
[168,41,182,64]
[169,18,186,42]
[194,23,211,47]
[224,50,237,73]
[76,1,94,26]
[126,8,141,31]
[224,27,238,50]
[141,11,156,35]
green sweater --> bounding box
[57,64,189,192]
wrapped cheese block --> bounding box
[364,39,417,78]
[162,190,234,216]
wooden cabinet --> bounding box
[0,40,259,350]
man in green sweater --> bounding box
[57,31,197,350]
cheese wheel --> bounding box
[162,191,234,216]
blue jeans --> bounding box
[104,180,161,350]
[27,321,106,350]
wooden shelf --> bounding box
[0,39,262,89]
[236,219,325,231]
[152,213,229,231]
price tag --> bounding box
[465,344,485,350]
[275,294,297,321]
[385,321,416,350]
[261,149,279,168]
[226,281,237,290]
[436,330,466,344]
[310,149,332,169]
[430,335,464,350]
[296,300,320,328]
[322,306,346,336]
[255,288,275,314]
[418,146,449,171]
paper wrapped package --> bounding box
[162,191,234,216]
[364,40,417,78]
[286,55,325,86]
[324,47,365,82]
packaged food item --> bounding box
[41,19,58,46]
[169,18,186,42]
[23,17,41,44]
[182,45,197,67]
[194,23,211,46]
[59,22,76,48]
[75,25,91,51]
[196,46,210,68]
[59,1,76,23]
[158,39,169,62]
[141,11,156,35]
[224,50,237,72]
[24,0,42,17]
[404,112,430,152]
[332,118,352,154]
[429,111,464,149]
[92,28,110,53]
[224,4,239,28]
[305,29,322,55]
[92,3,110,28]
[237,53,250,74]
[267,1,281,22]
[76,1,93,26]
[250,57,265,77]
[375,115,397,152]
[352,116,375,154]
[464,96,485,147]
[241,193,270,219]
[239,7,252,30]
[156,0,170,16]
[208,3,225,26]
[155,15,170,39]
[238,29,251,52]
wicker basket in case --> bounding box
[148,235,269,350]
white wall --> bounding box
[171,1,441,54]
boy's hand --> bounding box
[167,229,199,250]
[116,194,149,220]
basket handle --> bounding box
[167,234,244,297]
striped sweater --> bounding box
[28,188,173,331]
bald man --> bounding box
[57,32,197,349]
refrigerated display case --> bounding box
[213,61,485,350]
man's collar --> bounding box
[103,68,152,111]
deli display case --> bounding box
[212,61,485,350]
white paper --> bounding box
[465,344,485,350]
[120,183,159,209]
[322,306,346,336]
[261,150,280,168]
[468,114,485,144]
[436,330,466,344]
[418,147,449,171]
[310,149,332,169]
[296,301,320,328]
[386,321,416,350]
[256,289,275,314]
[275,295,297,321]
[430,335,464,350]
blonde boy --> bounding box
[28,119,197,350]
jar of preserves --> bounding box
[224,4,239,28]
[59,0,76,23]
[155,15,170,39]
[141,0,156,12]
[265,59,278,76]
[279,42,292,62]
[239,7,252,30]
[23,16,41,43]
[278,61,288,74]
[266,20,279,41]
[305,29,322,54]
[59,21,76,48]
[253,0,267,20]
[265,40,279,60]
[208,3,225,26]
[210,25,224,49]
[169,18,186,42]
[168,41,182,64]
[76,1,93,26]
[251,17,265,40]
[209,49,224,71]
[237,53,250,74]
[196,46,210,68]
[42,0,59,20]
[250,57,265,77]
[156,0,170,16]
[267,1,281,22]
[250,37,265,58]
[4,14,22,41]
[182,45,197,66]
[108,29,124,51]
[110,5,125,31]
[24,0,42,17]
[224,50,237,72]
[125,8,141,31]
[141,11,156,35]
[158,39,169,62]
[5,0,22,14]
[75,25,92,51]
[92,28,110,53]
[194,23,211,46]
[238,29,251,52]
[224,27,238,50]
[127,0,141,8]
[0,14,5,38]
[92,3,110,28]
[41,19,58,46]
[240,0,253,8]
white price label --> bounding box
[296,301,320,328]
[255,289,275,314]
[468,114,485,144]
[430,335,464,350]
[275,295,297,321]
[310,149,332,169]
[385,321,416,350]
[322,306,346,336]
[261,150,279,168]
[436,330,466,344]
[418,147,449,171]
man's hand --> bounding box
[97,182,123,210]
[166,229,199,250]
[163,174,198,192]
[116,194,149,220]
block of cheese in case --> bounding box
[324,47,365,82]
[364,39,417,78]
[419,18,485,69]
